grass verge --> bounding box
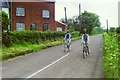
[103,33,119,79]
[1,36,81,61]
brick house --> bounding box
[7,0,67,31]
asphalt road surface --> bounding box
[2,34,104,78]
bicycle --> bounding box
[82,42,89,59]
[64,40,71,52]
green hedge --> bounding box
[103,33,119,79]
[1,36,81,61]
[116,27,120,34]
[2,31,79,47]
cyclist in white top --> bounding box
[82,32,90,54]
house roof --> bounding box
[55,21,67,26]
[7,0,55,2]
[39,0,55,2]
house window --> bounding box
[30,23,38,31]
[16,7,25,16]
[16,23,25,31]
[42,10,50,18]
[43,24,50,31]
[57,27,63,31]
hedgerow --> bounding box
[103,33,119,79]
[1,36,81,61]
[2,31,79,47]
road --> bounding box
[2,35,104,78]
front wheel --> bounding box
[83,51,86,59]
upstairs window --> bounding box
[16,7,25,16]
[42,10,50,18]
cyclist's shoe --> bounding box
[88,51,90,54]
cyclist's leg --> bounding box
[65,40,68,47]
[87,44,90,54]
[69,39,71,46]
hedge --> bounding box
[2,31,79,47]
[103,33,119,79]
[1,36,81,61]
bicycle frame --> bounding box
[64,40,71,52]
[83,43,88,53]
[82,42,88,58]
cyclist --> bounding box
[82,32,90,54]
[64,31,71,48]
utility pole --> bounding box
[79,4,82,36]
[106,19,108,33]
[64,7,68,30]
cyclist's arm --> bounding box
[87,34,89,43]
[82,35,85,43]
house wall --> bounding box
[9,2,55,31]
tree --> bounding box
[92,27,104,34]
[59,11,101,34]
[81,11,101,34]
[60,16,80,31]
[0,11,10,33]
[110,27,116,32]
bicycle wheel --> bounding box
[83,50,86,59]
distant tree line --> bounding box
[60,11,101,34]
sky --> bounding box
[55,0,120,29]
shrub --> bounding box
[103,33,119,79]
[0,11,10,33]
[2,31,79,47]
[116,27,120,34]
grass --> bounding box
[103,33,119,79]
[1,36,82,61]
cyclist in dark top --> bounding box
[64,31,71,48]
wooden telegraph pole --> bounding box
[79,4,82,36]
[106,19,108,33]
[64,7,68,30]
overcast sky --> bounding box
[55,0,119,29]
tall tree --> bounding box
[81,11,101,34]
[59,11,101,34]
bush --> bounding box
[0,11,10,33]
[103,33,119,79]
[116,27,120,34]
[2,31,79,47]
[1,36,82,61]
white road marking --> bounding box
[25,53,69,79]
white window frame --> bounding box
[57,27,63,31]
[16,23,25,31]
[16,7,25,16]
[42,10,50,18]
